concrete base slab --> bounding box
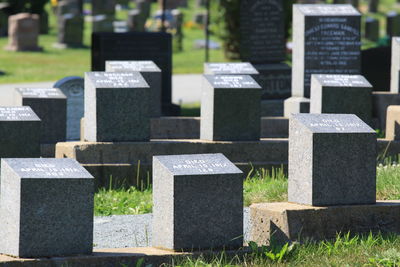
[250,201,400,245]
[55,139,400,189]
[0,247,250,267]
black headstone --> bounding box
[361,46,390,91]
[91,32,179,115]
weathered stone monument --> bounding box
[200,75,261,141]
[0,107,41,159]
[84,72,150,142]
[5,13,42,51]
[386,105,400,140]
[56,14,84,48]
[240,0,291,116]
[250,114,400,245]
[54,76,84,141]
[152,153,243,250]
[310,74,373,124]
[284,4,361,117]
[106,60,162,117]
[0,158,94,257]
[14,88,67,144]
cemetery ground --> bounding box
[0,0,225,84]
[89,162,400,266]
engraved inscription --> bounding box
[107,61,159,72]
[207,63,257,74]
[91,72,143,87]
[212,75,258,88]
[310,118,363,132]
[18,88,64,98]
[0,107,37,121]
[20,163,82,177]
[172,159,228,174]
[303,16,361,97]
[316,74,370,87]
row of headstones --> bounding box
[0,111,376,257]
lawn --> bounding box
[0,0,227,84]
[94,161,400,266]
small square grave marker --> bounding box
[84,72,150,142]
[0,158,94,258]
[152,153,243,251]
[288,113,376,206]
[200,75,261,141]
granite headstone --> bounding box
[0,158,94,257]
[200,75,261,141]
[84,72,150,142]
[288,113,376,206]
[14,88,67,144]
[153,153,243,251]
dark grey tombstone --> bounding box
[391,37,400,93]
[292,4,361,98]
[0,158,94,258]
[365,17,379,42]
[240,0,286,63]
[92,0,116,16]
[310,74,373,124]
[127,9,146,32]
[386,11,400,38]
[153,153,243,251]
[200,75,261,141]
[54,76,84,141]
[106,60,162,117]
[92,14,114,32]
[254,63,291,100]
[14,88,67,144]
[84,72,150,142]
[56,14,84,47]
[0,106,41,158]
[91,32,179,115]
[288,113,376,206]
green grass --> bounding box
[164,233,400,266]
[0,0,227,84]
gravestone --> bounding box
[204,62,259,76]
[54,76,84,141]
[85,72,150,142]
[365,17,379,42]
[240,0,286,63]
[57,0,82,16]
[288,113,376,206]
[92,0,116,16]
[153,153,243,251]
[310,74,373,124]
[0,3,10,36]
[386,11,400,38]
[91,32,179,115]
[56,14,84,48]
[157,0,188,9]
[5,13,42,51]
[240,0,290,116]
[92,14,114,32]
[14,88,67,144]
[136,0,151,19]
[0,107,40,159]
[0,158,94,257]
[127,9,146,32]
[106,60,162,117]
[285,4,361,117]
[386,105,400,140]
[200,75,261,141]
[391,37,400,93]
[361,46,390,91]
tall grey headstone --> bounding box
[0,158,94,257]
[310,74,373,124]
[288,113,376,206]
[105,60,162,117]
[240,0,285,63]
[391,37,400,94]
[84,72,150,142]
[285,4,361,116]
[200,75,261,141]
[54,76,84,141]
[14,88,67,144]
[153,153,243,251]
[0,106,41,159]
